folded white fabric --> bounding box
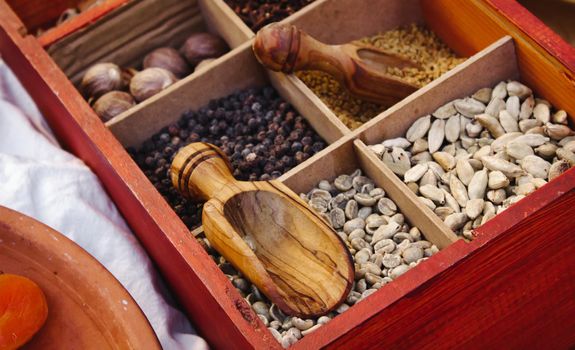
[0,59,208,350]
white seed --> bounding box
[444,213,468,231]
[465,198,485,220]
[505,141,534,160]
[466,121,483,138]
[519,119,541,133]
[481,156,525,177]
[519,95,535,120]
[552,110,568,125]
[454,98,486,118]
[445,114,460,143]
[428,119,446,154]
[442,189,461,212]
[548,160,570,180]
[382,147,411,176]
[488,171,510,189]
[485,97,506,117]
[419,169,437,187]
[533,103,550,124]
[526,126,545,136]
[369,144,386,158]
[418,196,436,210]
[507,81,532,99]
[460,115,471,137]
[532,178,547,188]
[506,96,520,119]
[556,148,575,166]
[519,155,551,178]
[481,211,496,225]
[543,123,574,140]
[432,152,456,171]
[473,145,493,161]
[487,189,506,205]
[562,141,575,153]
[499,110,519,133]
[492,81,507,100]
[420,184,445,205]
[449,173,469,207]
[411,138,429,154]
[491,132,522,153]
[412,152,432,164]
[427,161,445,178]
[475,114,505,138]
[468,169,488,200]
[560,136,575,146]
[404,163,429,183]
[382,137,412,149]
[535,143,558,159]
[512,134,550,147]
[472,87,492,104]
[435,207,455,220]
[456,158,475,186]
[433,102,457,119]
[514,182,536,196]
[468,159,483,171]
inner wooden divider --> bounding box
[281,136,455,249]
[197,0,253,48]
[46,0,230,85]
[357,36,518,143]
[107,40,345,148]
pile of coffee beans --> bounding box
[127,86,326,229]
[224,0,316,31]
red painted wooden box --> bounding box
[1,0,574,348]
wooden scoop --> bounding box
[170,143,354,317]
[253,22,420,105]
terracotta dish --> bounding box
[0,206,160,349]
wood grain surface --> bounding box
[253,22,418,105]
[2,0,575,348]
[170,142,354,317]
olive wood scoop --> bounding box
[253,22,420,105]
[170,143,354,317]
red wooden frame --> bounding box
[1,0,574,348]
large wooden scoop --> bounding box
[170,143,354,317]
[253,22,420,105]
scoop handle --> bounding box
[170,142,235,201]
[253,22,419,105]
[253,22,347,79]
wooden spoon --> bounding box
[253,22,420,105]
[170,143,354,317]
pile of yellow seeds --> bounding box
[296,24,466,130]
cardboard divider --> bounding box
[356,36,518,144]
[198,0,252,48]
[354,140,458,248]
[106,40,345,148]
[46,0,229,85]
[281,136,457,248]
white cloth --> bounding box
[0,59,208,350]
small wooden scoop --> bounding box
[170,143,354,317]
[253,22,420,105]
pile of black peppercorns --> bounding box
[128,86,326,229]
[224,0,315,31]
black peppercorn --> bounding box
[129,85,326,230]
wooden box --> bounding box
[1,0,574,348]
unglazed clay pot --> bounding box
[0,206,160,349]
